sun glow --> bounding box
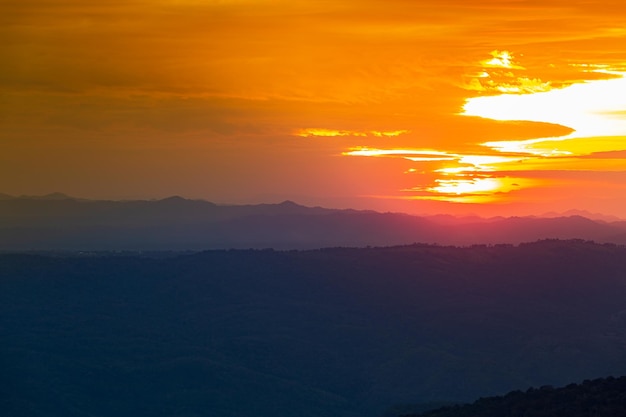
[344,146,535,202]
[337,52,626,206]
[464,69,626,156]
[431,178,502,195]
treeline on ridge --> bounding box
[407,376,626,417]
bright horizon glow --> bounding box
[432,178,502,195]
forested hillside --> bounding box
[409,376,626,417]
[2,240,626,416]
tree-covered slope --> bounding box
[408,376,626,417]
[2,240,626,416]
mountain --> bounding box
[15,192,76,200]
[406,376,626,417]
[2,240,626,416]
[1,196,626,250]
[541,209,623,223]
[439,215,624,244]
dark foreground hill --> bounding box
[408,376,626,417]
[2,240,626,416]
[1,195,626,250]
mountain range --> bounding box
[1,194,625,250]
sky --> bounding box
[3,0,626,217]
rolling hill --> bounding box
[2,240,626,416]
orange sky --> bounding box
[3,0,626,217]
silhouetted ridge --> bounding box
[407,376,626,417]
[158,195,188,203]
[1,197,626,249]
[156,195,216,206]
[278,199,300,207]
[18,192,75,200]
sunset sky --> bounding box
[3,0,626,217]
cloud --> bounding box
[296,129,409,138]
[4,0,626,214]
[580,149,626,159]
[481,50,524,70]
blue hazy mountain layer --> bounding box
[1,197,626,250]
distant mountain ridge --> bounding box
[0,192,77,201]
[540,209,623,223]
[1,194,626,250]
